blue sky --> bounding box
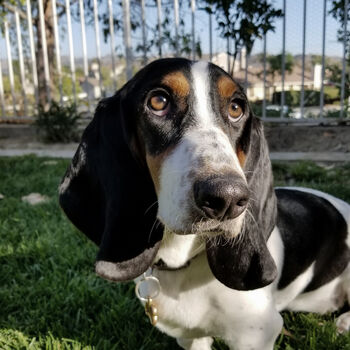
[0,0,346,67]
[71,0,345,58]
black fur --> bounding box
[60,58,277,290]
[276,188,350,291]
[59,93,163,281]
[206,117,278,290]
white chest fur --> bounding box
[138,231,283,348]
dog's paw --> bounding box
[177,337,213,350]
[336,311,350,334]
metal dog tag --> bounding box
[145,298,158,326]
[135,270,161,326]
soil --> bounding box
[0,124,349,153]
[264,125,350,153]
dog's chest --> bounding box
[138,253,274,340]
[138,254,216,338]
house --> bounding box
[213,52,320,102]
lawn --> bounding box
[0,155,350,350]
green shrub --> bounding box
[35,102,81,143]
[251,103,292,118]
[272,88,340,107]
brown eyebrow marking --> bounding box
[161,71,190,97]
[217,75,237,98]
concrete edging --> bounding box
[0,148,348,162]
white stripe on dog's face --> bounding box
[192,61,212,126]
[157,61,246,236]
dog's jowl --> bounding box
[60,58,350,350]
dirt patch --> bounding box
[265,125,350,153]
[0,124,349,153]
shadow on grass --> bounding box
[0,243,181,349]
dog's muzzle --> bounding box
[193,174,249,221]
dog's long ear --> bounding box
[59,92,163,282]
[206,116,277,290]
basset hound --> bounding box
[59,58,350,350]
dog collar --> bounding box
[152,258,191,271]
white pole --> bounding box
[66,0,76,104]
[15,9,28,116]
[52,0,63,104]
[122,0,133,79]
[79,0,91,111]
[0,55,5,117]
[93,0,104,96]
[300,0,307,118]
[191,0,196,60]
[157,0,162,57]
[174,0,179,56]
[4,19,17,115]
[340,0,348,118]
[209,12,212,62]
[281,0,286,118]
[38,0,51,102]
[141,0,147,64]
[26,0,39,108]
[108,0,117,91]
[320,0,327,117]
[262,34,267,119]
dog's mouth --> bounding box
[158,211,246,238]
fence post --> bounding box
[4,19,17,115]
[340,0,349,118]
[0,55,5,117]
[66,0,77,104]
[141,0,147,64]
[78,0,91,111]
[38,0,51,103]
[320,0,327,118]
[227,38,230,73]
[191,0,196,60]
[26,0,39,109]
[157,0,163,57]
[209,11,212,62]
[52,0,63,104]
[281,0,286,118]
[15,9,28,116]
[300,0,307,118]
[174,0,179,56]
[93,0,104,97]
[262,33,267,119]
[122,0,133,80]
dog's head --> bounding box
[59,58,277,290]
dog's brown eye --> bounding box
[228,102,243,121]
[150,95,168,110]
[148,94,169,116]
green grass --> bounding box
[0,156,350,350]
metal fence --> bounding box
[0,0,349,121]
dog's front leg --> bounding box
[224,306,283,350]
[176,336,213,350]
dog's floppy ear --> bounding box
[206,116,277,290]
[59,91,163,282]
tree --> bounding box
[201,0,282,75]
[260,53,294,100]
[266,53,294,83]
[98,0,202,61]
[329,0,350,44]
[329,0,350,103]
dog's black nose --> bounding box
[193,175,249,220]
